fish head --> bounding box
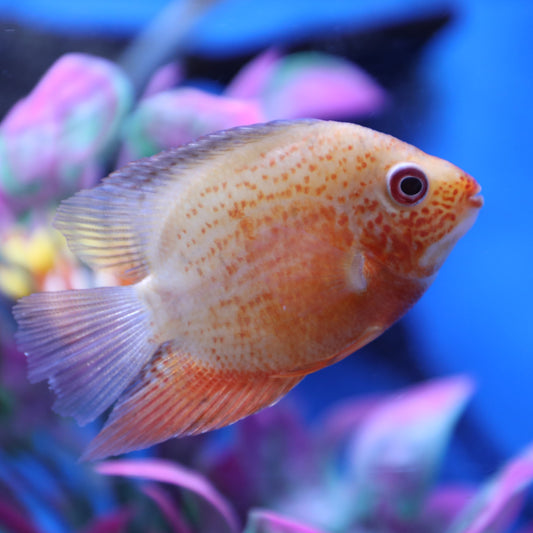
[356,140,483,281]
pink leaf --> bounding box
[447,444,533,533]
[96,458,240,533]
[348,376,474,522]
[225,49,282,99]
[0,53,132,216]
[142,62,184,98]
[260,52,387,121]
[121,87,264,159]
[245,509,327,533]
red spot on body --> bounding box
[414,217,429,228]
[228,204,244,219]
[338,213,349,226]
[320,205,336,221]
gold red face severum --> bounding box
[13,119,483,459]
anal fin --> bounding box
[82,344,302,460]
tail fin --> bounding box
[13,285,158,426]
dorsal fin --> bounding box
[54,119,319,282]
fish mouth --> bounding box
[468,193,484,208]
[468,183,484,208]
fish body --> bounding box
[13,120,482,459]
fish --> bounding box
[13,119,483,460]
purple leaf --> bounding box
[96,458,240,533]
[348,376,474,523]
[446,444,533,533]
[80,508,132,533]
[245,509,327,533]
[0,53,132,218]
[121,87,264,160]
[422,486,476,531]
[0,500,41,533]
[316,395,384,457]
[141,484,192,533]
[206,405,314,518]
[259,52,387,121]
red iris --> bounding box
[387,164,428,205]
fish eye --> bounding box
[387,163,429,206]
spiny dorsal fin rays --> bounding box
[54,119,319,282]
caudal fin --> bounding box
[13,285,158,426]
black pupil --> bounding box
[400,176,423,196]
